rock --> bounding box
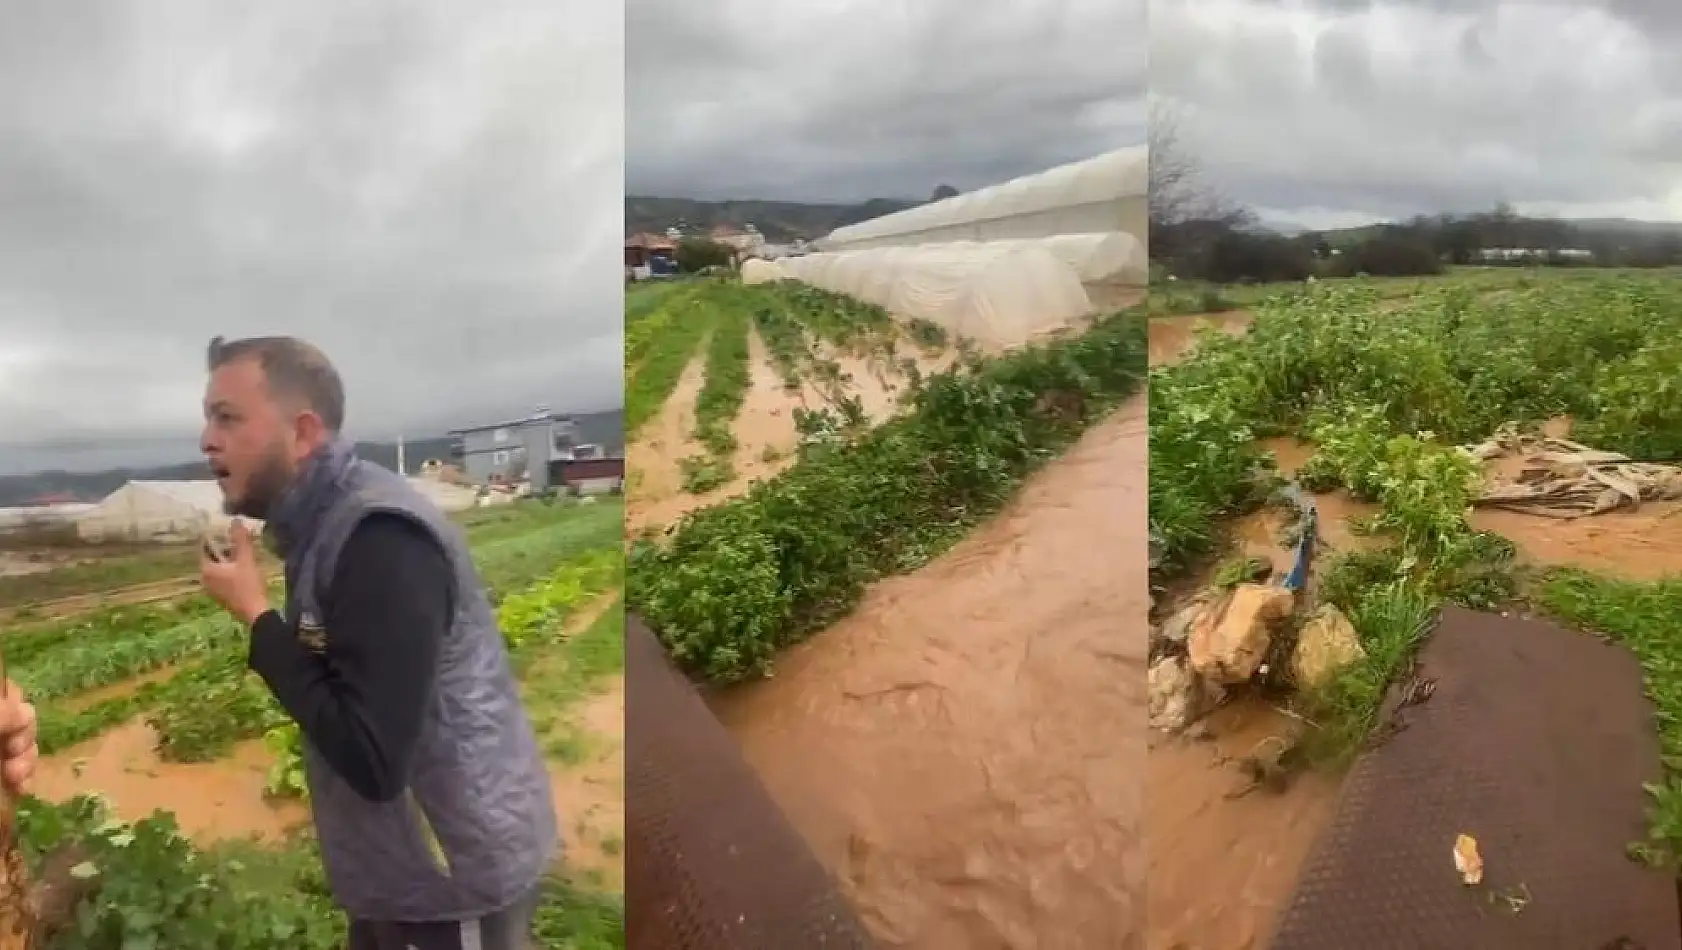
[1188,583,1296,685]
[1153,597,1211,655]
[1290,604,1366,688]
[1149,655,1220,732]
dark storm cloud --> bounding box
[627,0,1146,203]
[0,0,622,472]
[1153,0,1682,228]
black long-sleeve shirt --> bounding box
[248,514,453,803]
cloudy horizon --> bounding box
[0,1,622,476]
[627,0,1146,204]
[1153,0,1682,231]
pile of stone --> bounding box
[1148,582,1366,733]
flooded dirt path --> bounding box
[32,719,307,844]
[712,397,1148,949]
[625,353,707,534]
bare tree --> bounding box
[1149,99,1248,229]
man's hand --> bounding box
[0,681,38,795]
[200,520,270,625]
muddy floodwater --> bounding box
[33,719,307,844]
[1148,700,1341,950]
[1147,312,1253,366]
[712,397,1148,949]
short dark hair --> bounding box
[207,335,346,432]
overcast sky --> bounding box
[627,0,1146,203]
[1155,0,1682,230]
[0,1,621,475]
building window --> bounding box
[492,450,510,466]
[492,428,510,444]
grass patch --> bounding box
[1536,569,1682,868]
[1296,582,1435,765]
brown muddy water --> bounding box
[1148,700,1340,950]
[32,719,307,844]
[712,397,1148,949]
[1147,312,1253,366]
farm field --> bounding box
[627,276,1150,945]
[5,496,626,949]
[1146,267,1682,947]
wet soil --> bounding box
[624,331,946,536]
[547,679,624,891]
[625,354,708,534]
[1467,419,1682,580]
[712,398,1148,949]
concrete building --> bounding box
[447,409,581,490]
[548,456,625,496]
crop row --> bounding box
[27,501,623,755]
[16,792,622,949]
[625,283,716,435]
[145,516,625,764]
[678,296,752,494]
[265,549,624,801]
[629,304,1148,683]
[4,498,595,664]
[1148,275,1682,578]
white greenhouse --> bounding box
[771,242,1097,350]
[408,477,479,514]
[76,480,232,545]
[820,146,1147,257]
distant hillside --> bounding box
[0,409,623,507]
[625,195,921,243]
[1270,216,1682,245]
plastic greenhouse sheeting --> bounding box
[774,243,1093,350]
[741,258,785,285]
[823,147,1146,250]
[938,232,1144,283]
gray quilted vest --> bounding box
[266,441,558,921]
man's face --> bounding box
[201,359,300,520]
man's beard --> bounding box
[225,446,294,520]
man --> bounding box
[196,335,556,950]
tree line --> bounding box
[1149,108,1682,285]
